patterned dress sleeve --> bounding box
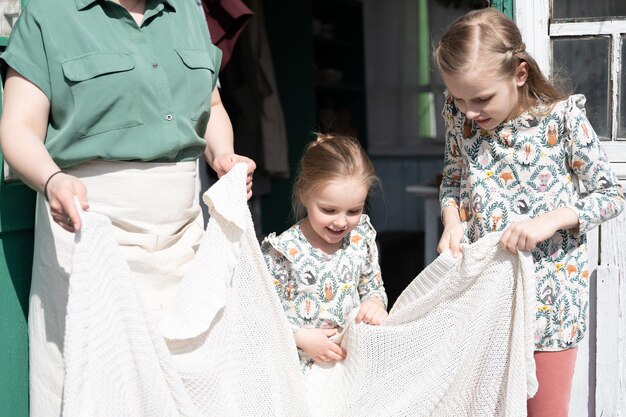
[439,91,464,212]
[261,238,301,334]
[563,95,625,234]
[356,217,388,308]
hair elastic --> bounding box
[43,170,66,201]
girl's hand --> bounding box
[45,172,89,233]
[500,208,579,253]
[294,328,347,364]
[355,298,388,325]
[437,222,464,258]
[211,153,256,199]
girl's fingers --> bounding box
[370,310,388,325]
[508,234,521,253]
[354,308,366,323]
[501,226,517,253]
[525,238,537,251]
[325,350,344,361]
[327,345,346,361]
[365,308,388,325]
[328,342,346,358]
[323,329,338,337]
[500,228,511,246]
[437,235,450,254]
[357,300,391,324]
[358,308,371,324]
[449,239,461,257]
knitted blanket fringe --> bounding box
[62,163,537,417]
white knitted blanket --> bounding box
[63,164,537,417]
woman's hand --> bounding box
[294,328,347,364]
[211,153,256,199]
[355,298,388,325]
[45,171,89,232]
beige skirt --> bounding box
[28,160,204,417]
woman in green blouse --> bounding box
[0,0,255,415]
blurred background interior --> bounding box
[206,0,626,307]
[210,0,488,307]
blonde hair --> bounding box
[433,8,567,114]
[292,133,379,220]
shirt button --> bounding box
[152,63,159,69]
[165,114,173,121]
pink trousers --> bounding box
[527,347,578,417]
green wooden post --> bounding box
[491,0,514,19]
[0,1,36,416]
[417,0,435,139]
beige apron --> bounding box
[28,160,204,417]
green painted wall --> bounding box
[0,204,33,417]
[491,0,514,18]
[1,3,35,415]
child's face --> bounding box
[303,178,368,251]
[442,62,528,131]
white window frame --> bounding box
[516,1,626,172]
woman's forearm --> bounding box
[203,87,234,169]
[1,126,60,194]
[0,69,57,194]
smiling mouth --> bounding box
[326,227,346,235]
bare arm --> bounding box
[203,87,256,197]
[0,68,88,231]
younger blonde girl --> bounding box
[261,133,387,370]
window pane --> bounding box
[552,37,610,139]
[621,36,626,139]
[553,0,626,19]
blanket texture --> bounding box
[63,164,537,417]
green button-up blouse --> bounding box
[1,0,222,167]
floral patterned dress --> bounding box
[440,93,625,351]
[261,214,387,368]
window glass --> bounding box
[364,0,487,153]
[552,37,610,139]
[553,0,626,19]
[620,36,626,139]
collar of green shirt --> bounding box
[73,0,177,12]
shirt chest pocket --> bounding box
[62,52,142,138]
[175,49,216,122]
